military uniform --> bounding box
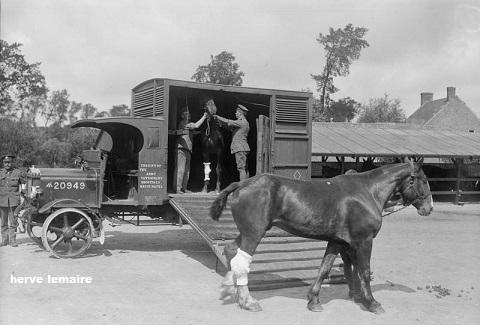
[215,105,250,181]
[0,165,26,246]
[176,112,207,192]
[176,118,194,192]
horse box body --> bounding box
[131,78,314,192]
[19,79,313,258]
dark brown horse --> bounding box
[210,160,433,313]
[201,99,224,193]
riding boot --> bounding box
[9,233,18,247]
[9,230,17,247]
[1,208,9,246]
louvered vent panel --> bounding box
[133,87,154,117]
[154,85,164,116]
[275,96,308,123]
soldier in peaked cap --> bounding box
[213,104,250,181]
[0,155,26,247]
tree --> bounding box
[0,118,40,166]
[312,24,369,110]
[357,93,406,123]
[192,51,245,86]
[109,104,130,116]
[95,111,109,118]
[68,101,83,124]
[39,138,72,167]
[80,103,97,119]
[0,40,48,117]
[43,89,70,126]
[13,95,48,126]
[314,97,359,122]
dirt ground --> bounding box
[1,202,479,325]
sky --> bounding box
[2,0,480,117]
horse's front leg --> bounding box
[220,237,262,312]
[355,239,384,314]
[202,153,211,193]
[215,153,222,193]
[220,238,240,300]
[307,241,342,311]
[341,247,362,302]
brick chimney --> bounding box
[447,87,456,101]
[420,92,433,106]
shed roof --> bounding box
[312,122,480,158]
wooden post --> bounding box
[455,158,463,205]
[355,157,359,171]
[256,116,264,175]
[340,156,345,174]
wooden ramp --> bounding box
[169,193,345,291]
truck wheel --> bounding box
[41,208,94,258]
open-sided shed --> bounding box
[311,122,480,203]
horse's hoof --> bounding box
[240,300,262,312]
[349,292,364,303]
[307,301,323,312]
[368,302,385,314]
[219,285,237,300]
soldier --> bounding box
[176,108,208,193]
[214,104,250,181]
[0,155,26,247]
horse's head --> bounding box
[399,160,434,216]
[204,99,217,115]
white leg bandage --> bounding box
[230,248,253,286]
[222,271,234,286]
[203,162,211,181]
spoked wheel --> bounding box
[41,208,94,258]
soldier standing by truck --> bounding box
[213,104,250,181]
[0,155,26,247]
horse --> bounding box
[210,160,433,313]
[200,99,225,193]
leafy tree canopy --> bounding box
[357,93,406,123]
[312,24,369,110]
[0,40,48,116]
[109,104,130,116]
[192,51,245,86]
[42,89,70,126]
[314,97,359,122]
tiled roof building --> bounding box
[407,87,480,131]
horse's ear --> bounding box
[417,157,424,165]
[403,156,410,163]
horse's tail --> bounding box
[210,181,241,221]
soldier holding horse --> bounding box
[213,104,250,181]
[176,107,208,193]
[210,160,433,313]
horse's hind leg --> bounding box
[354,239,384,314]
[340,246,362,302]
[307,241,343,311]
